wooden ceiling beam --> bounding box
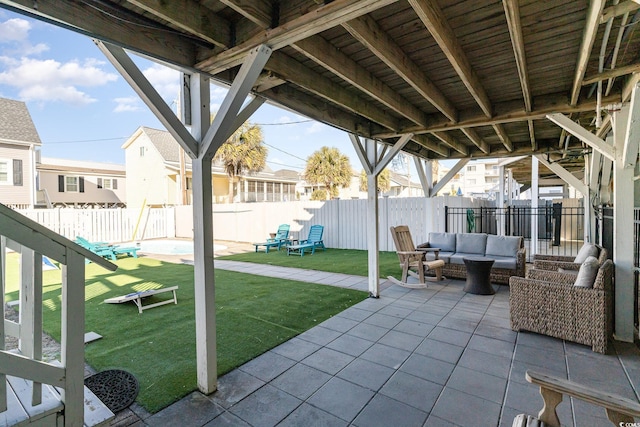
[461,128,489,154]
[570,0,606,105]
[218,0,272,29]
[343,15,458,122]
[601,0,640,23]
[265,52,401,131]
[431,131,468,156]
[502,0,535,151]
[582,62,640,85]
[293,36,429,127]
[196,0,398,74]
[373,94,620,138]
[408,0,492,118]
[262,84,376,137]
[492,124,514,152]
[125,0,230,48]
[0,0,199,66]
[412,135,449,157]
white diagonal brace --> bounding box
[535,155,587,195]
[546,113,615,161]
[431,158,469,196]
[201,45,272,158]
[414,157,432,197]
[373,134,412,176]
[589,149,602,190]
[221,96,266,143]
[349,133,373,174]
[623,81,640,168]
[97,41,198,158]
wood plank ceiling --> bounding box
[2,0,639,185]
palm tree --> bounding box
[359,168,391,194]
[213,122,267,203]
[303,147,352,200]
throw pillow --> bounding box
[574,256,599,288]
[573,243,598,264]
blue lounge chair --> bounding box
[75,236,139,261]
[287,225,325,256]
[253,224,290,253]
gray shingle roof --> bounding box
[0,97,41,144]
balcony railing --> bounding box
[0,203,116,425]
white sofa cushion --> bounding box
[427,232,457,252]
[573,243,599,264]
[485,235,521,258]
[574,256,599,288]
[456,233,487,255]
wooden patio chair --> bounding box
[388,225,444,289]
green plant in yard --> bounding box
[3,255,366,413]
[218,248,401,278]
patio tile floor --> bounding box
[124,260,640,427]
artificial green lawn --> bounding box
[4,255,366,413]
[218,248,401,277]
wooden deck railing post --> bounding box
[61,250,86,426]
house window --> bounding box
[467,178,476,185]
[58,175,83,192]
[0,160,9,184]
[467,165,476,172]
[97,178,118,190]
[185,177,192,190]
[66,176,79,192]
[139,146,145,157]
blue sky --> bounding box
[0,9,394,175]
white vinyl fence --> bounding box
[16,207,175,243]
[176,195,492,251]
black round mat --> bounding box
[84,369,139,413]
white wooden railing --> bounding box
[0,203,116,426]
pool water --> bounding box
[132,240,227,255]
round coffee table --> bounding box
[463,256,495,295]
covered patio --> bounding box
[1,0,640,425]
[116,260,640,427]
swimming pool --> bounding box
[132,239,227,255]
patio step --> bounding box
[2,374,114,427]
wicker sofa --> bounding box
[418,232,526,285]
[509,259,614,353]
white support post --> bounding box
[589,149,603,240]
[60,251,85,427]
[507,169,513,203]
[366,140,379,297]
[350,134,410,297]
[498,165,505,236]
[613,104,635,342]
[531,156,539,257]
[189,74,218,394]
[19,248,34,358]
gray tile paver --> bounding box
[137,260,639,427]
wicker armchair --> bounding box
[509,259,614,353]
[533,245,607,272]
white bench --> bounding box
[104,286,178,314]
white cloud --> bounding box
[0,18,48,55]
[142,63,179,101]
[306,122,324,134]
[113,96,142,113]
[0,57,118,105]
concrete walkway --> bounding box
[111,256,640,427]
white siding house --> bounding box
[122,126,299,208]
[0,98,41,208]
[37,158,126,208]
